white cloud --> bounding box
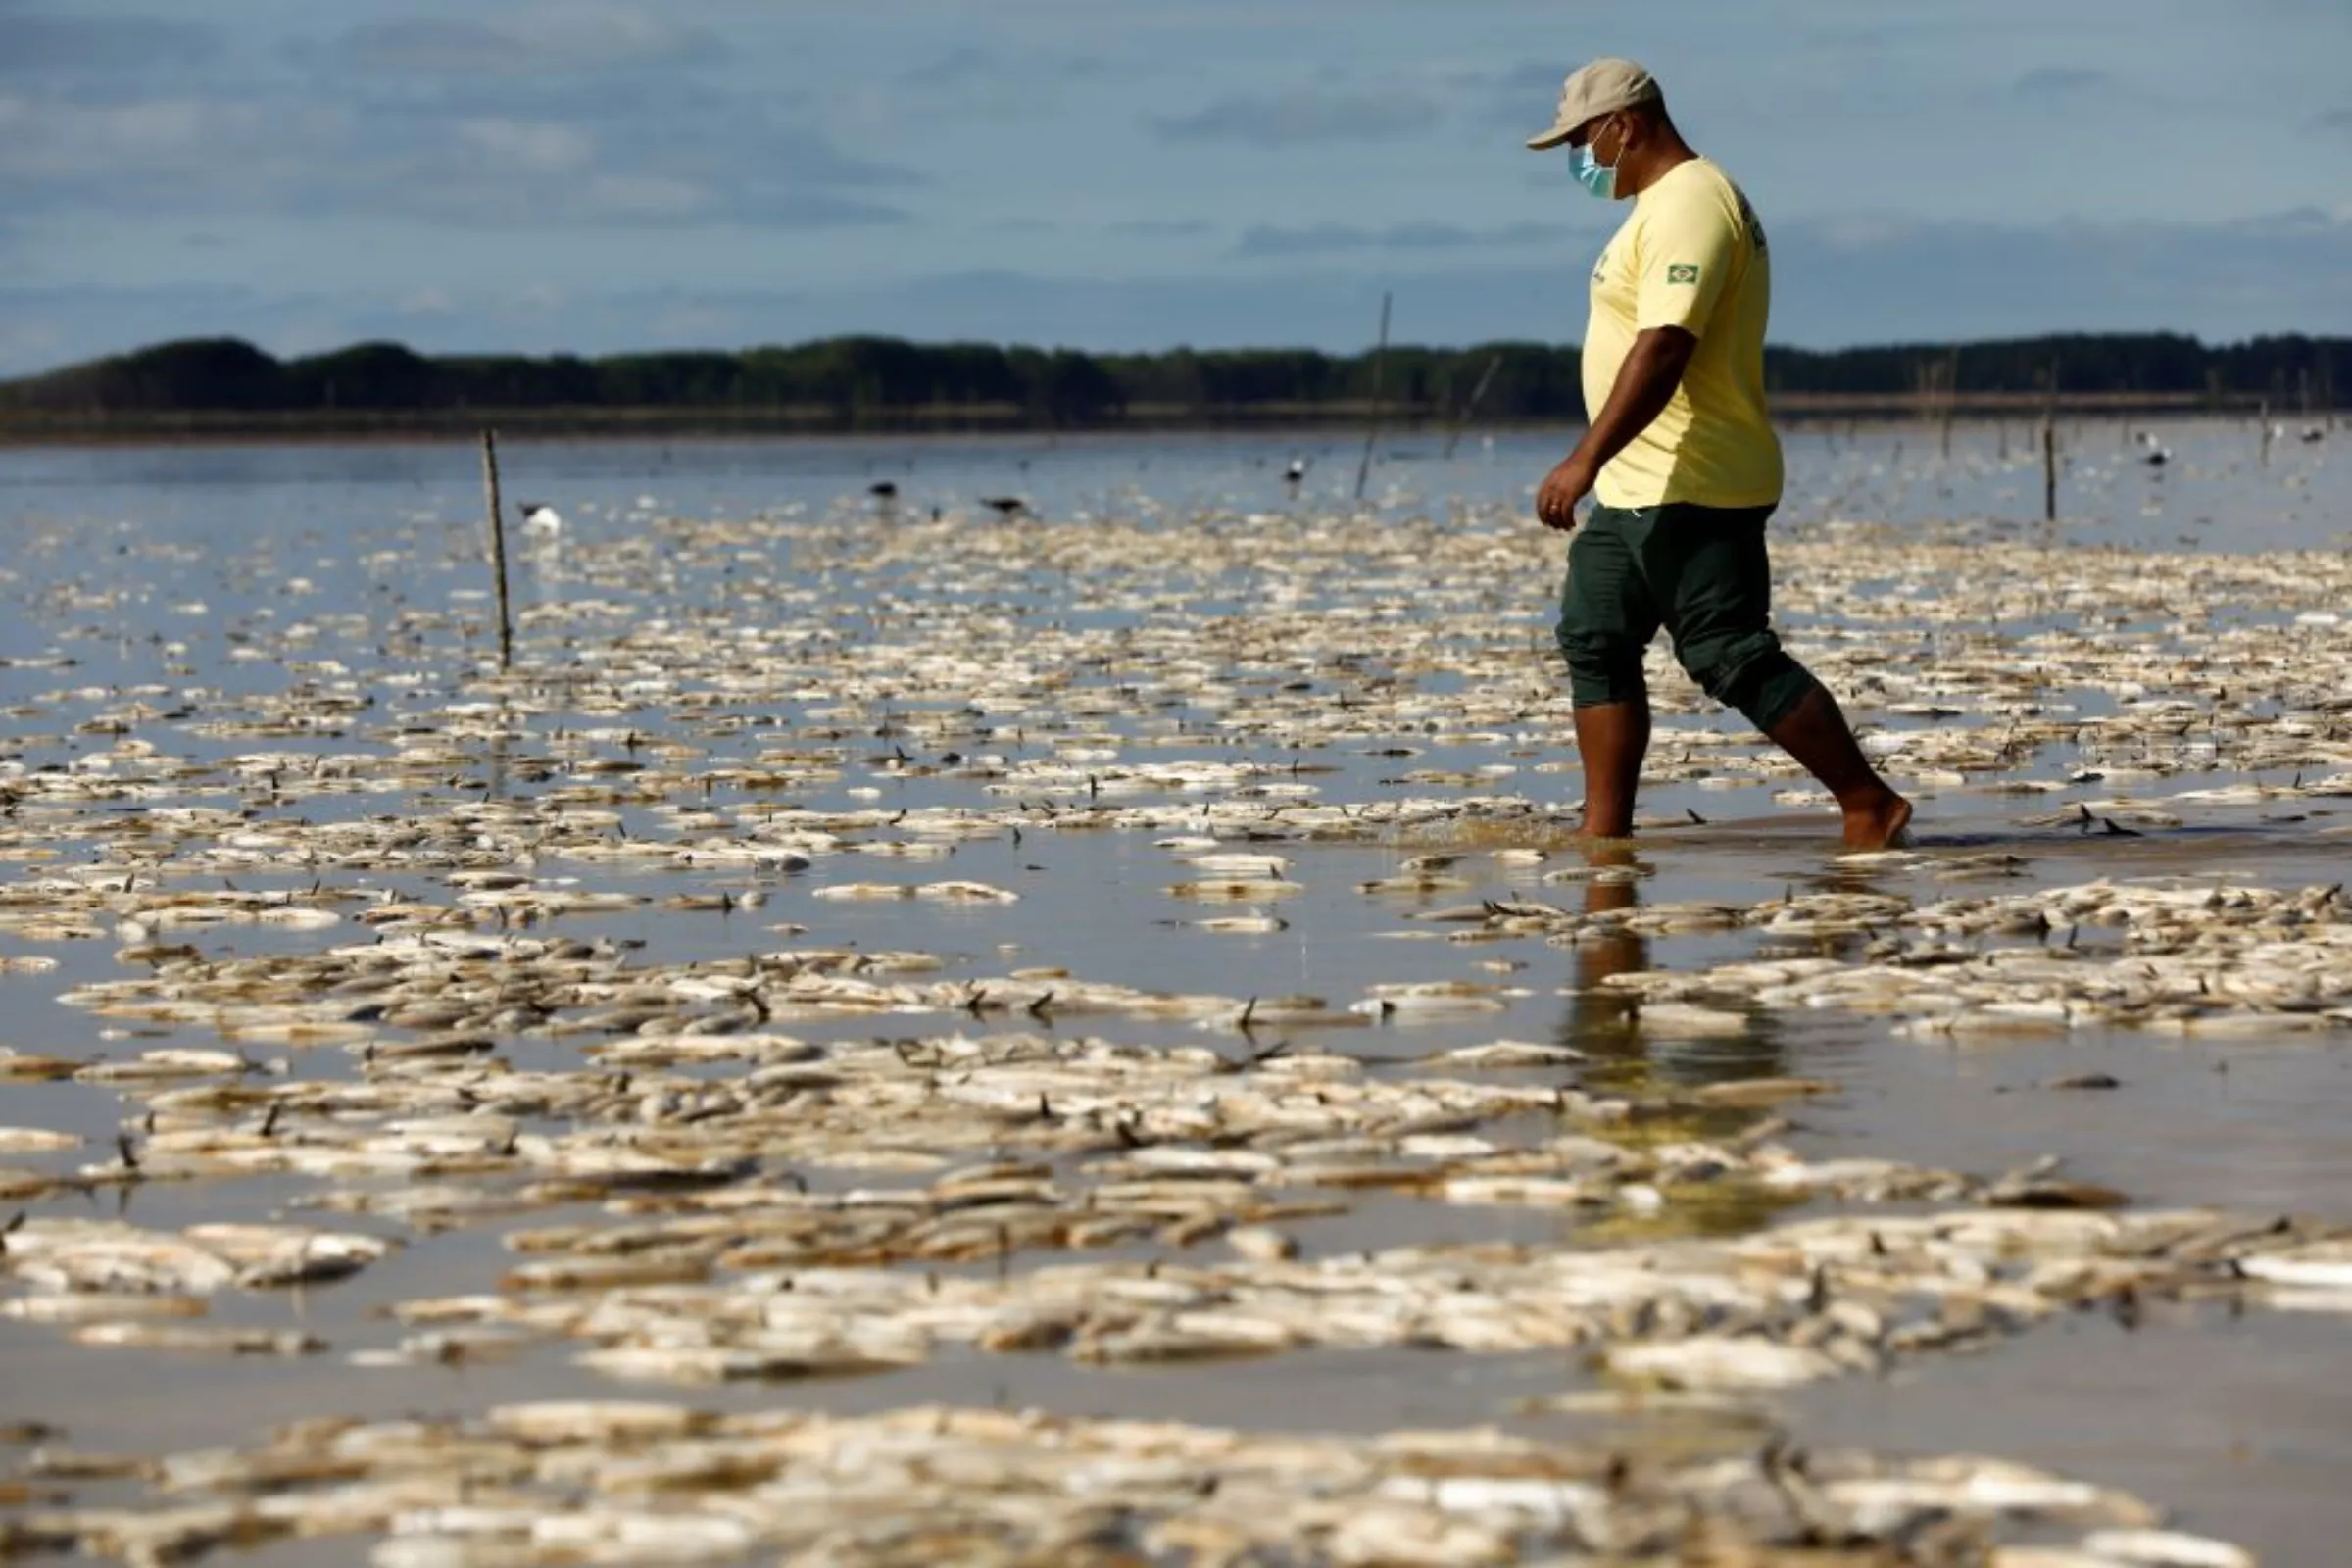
[1150,89,1442,145]
[0,13,223,75]
[578,175,715,220]
[519,7,720,71]
[2011,65,2108,97]
[454,118,596,172]
[0,91,290,180]
[1236,220,1585,258]
[0,81,913,230]
[331,7,721,75]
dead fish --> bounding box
[1603,1337,1841,1390]
[1690,1077,1838,1107]
[71,1322,325,1356]
[1426,1041,1588,1069]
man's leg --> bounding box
[1572,697,1650,840]
[1763,683,1913,850]
[1659,507,1913,850]
[1555,505,1662,840]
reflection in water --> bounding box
[1554,840,1788,1094]
[1557,842,1648,1063]
[1547,839,1815,1243]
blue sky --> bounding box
[4,0,2350,375]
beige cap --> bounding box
[1525,57,1661,150]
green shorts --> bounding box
[1554,500,1817,730]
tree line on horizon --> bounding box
[0,332,2341,429]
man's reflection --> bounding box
[1552,837,1788,1093]
[1556,841,1651,1084]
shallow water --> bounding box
[1,422,2349,1564]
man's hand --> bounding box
[1538,326,1698,533]
[1537,454,1597,531]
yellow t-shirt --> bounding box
[1581,157,1783,510]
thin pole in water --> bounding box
[2042,423,2058,523]
[2040,357,2060,524]
[1354,290,1392,502]
[480,428,514,672]
[1442,353,1502,460]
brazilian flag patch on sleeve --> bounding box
[1666,263,1700,284]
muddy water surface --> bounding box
[0,423,2347,1564]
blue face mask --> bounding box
[1569,117,1624,200]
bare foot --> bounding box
[1840,790,1914,851]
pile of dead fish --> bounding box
[2,486,2347,1567]
[0,1398,2261,1567]
[0,1219,392,1357]
[0,1017,1955,1363]
[367,1202,2334,1392]
[1594,877,2352,1038]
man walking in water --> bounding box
[1528,58,1912,850]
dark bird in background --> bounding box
[868,481,898,499]
[1284,457,1309,487]
[981,496,1029,518]
[2134,431,2171,466]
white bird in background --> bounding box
[2134,431,2171,466]
[2301,424,2327,444]
[519,501,564,536]
[1283,457,1309,488]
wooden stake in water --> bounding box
[2041,420,2058,523]
[480,429,514,672]
[2039,356,2060,524]
[1353,290,1392,502]
[2259,399,2274,466]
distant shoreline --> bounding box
[0,391,2308,450]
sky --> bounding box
[4,0,2351,376]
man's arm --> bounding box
[1535,325,1695,529]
